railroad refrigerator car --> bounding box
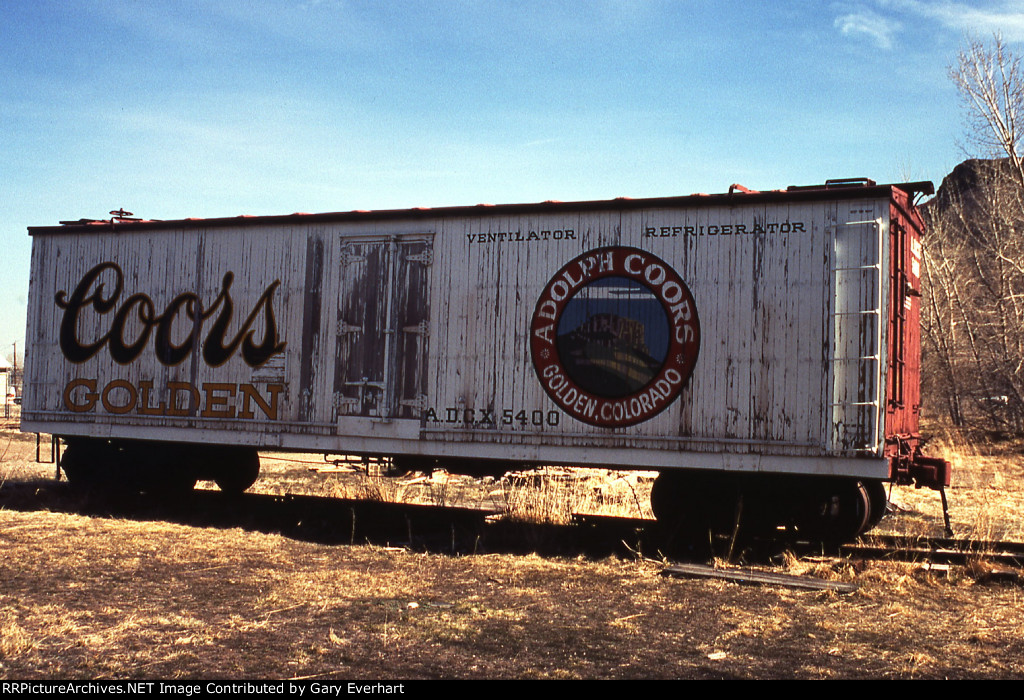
[21,178,950,540]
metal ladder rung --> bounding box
[833,309,881,316]
[832,264,882,272]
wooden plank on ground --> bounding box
[662,562,858,593]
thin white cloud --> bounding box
[835,8,902,49]
[880,1,1024,43]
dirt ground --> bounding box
[1,418,1023,679]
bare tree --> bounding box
[923,161,1024,432]
[921,36,1024,432]
[950,34,1024,188]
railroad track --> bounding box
[8,477,1023,573]
[842,534,1024,569]
[659,535,1024,591]
[572,513,1024,571]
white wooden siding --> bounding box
[22,193,896,477]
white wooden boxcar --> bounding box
[21,179,949,539]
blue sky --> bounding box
[3,0,1023,361]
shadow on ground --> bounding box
[0,478,691,558]
[0,477,841,566]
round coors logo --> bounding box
[530,246,700,427]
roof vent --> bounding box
[823,178,876,188]
[110,208,141,222]
[728,183,757,195]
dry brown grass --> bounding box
[2,424,1024,678]
[4,498,1022,679]
[502,468,654,524]
[878,428,1024,541]
[249,455,653,524]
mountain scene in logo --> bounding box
[555,277,669,398]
